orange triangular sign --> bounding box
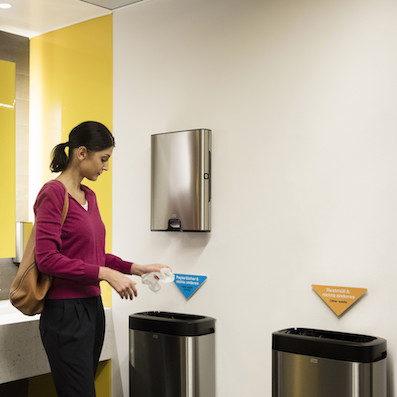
[312,285,367,317]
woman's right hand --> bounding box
[99,267,138,300]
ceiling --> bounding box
[0,0,141,38]
[80,0,144,10]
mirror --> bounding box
[0,59,15,258]
[0,31,29,299]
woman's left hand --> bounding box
[131,263,171,277]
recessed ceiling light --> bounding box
[0,3,12,9]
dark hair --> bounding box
[50,121,115,173]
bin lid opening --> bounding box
[284,328,376,343]
[129,311,216,336]
[272,328,387,364]
[140,311,207,321]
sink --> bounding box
[0,300,39,325]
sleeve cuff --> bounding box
[105,253,133,274]
[84,264,101,282]
[120,260,133,274]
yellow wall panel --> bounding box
[0,60,16,258]
[95,360,112,397]
[28,360,112,397]
[22,222,33,250]
[30,16,113,306]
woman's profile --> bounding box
[34,120,169,396]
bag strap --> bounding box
[61,189,69,225]
[33,182,69,227]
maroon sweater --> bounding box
[34,179,132,299]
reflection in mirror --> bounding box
[0,59,15,258]
[0,31,29,300]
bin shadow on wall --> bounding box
[387,356,394,397]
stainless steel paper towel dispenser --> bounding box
[151,129,211,232]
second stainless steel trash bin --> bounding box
[129,311,216,397]
[272,328,387,397]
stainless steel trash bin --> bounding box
[272,328,387,397]
[129,312,216,397]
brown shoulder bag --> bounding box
[9,189,69,315]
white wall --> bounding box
[113,0,397,395]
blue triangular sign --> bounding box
[174,274,207,300]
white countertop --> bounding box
[0,300,40,325]
[0,299,115,384]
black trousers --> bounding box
[39,296,105,397]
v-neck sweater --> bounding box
[34,179,133,299]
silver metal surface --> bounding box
[13,222,27,264]
[130,330,215,397]
[151,129,211,232]
[272,350,387,397]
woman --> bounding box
[34,121,168,397]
